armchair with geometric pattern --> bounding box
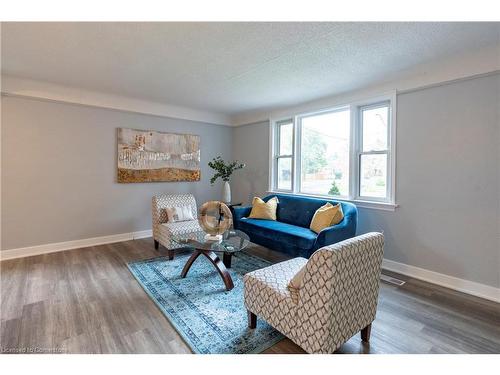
[243,232,384,353]
[152,193,202,260]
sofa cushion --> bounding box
[244,257,307,330]
[238,218,317,250]
[263,194,338,228]
[158,220,202,236]
[155,220,203,249]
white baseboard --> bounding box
[0,229,153,261]
[132,229,154,239]
[382,258,500,303]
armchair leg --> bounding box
[168,249,174,260]
[248,310,257,329]
[361,323,372,342]
[154,240,159,250]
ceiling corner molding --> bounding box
[1,76,232,126]
[230,45,500,126]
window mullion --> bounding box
[274,123,279,191]
[293,116,301,194]
[272,123,279,191]
[349,105,357,201]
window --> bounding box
[358,102,390,200]
[270,96,395,208]
[273,119,294,191]
[299,108,350,197]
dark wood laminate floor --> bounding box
[1,238,499,354]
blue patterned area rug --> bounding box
[127,250,284,354]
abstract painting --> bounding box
[117,128,200,183]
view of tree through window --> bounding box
[300,109,350,196]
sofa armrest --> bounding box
[232,206,252,220]
[313,219,356,250]
[232,206,252,227]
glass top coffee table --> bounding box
[171,229,250,291]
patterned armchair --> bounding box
[152,193,202,260]
[244,232,384,353]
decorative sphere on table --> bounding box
[198,201,233,236]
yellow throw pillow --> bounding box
[309,202,344,234]
[330,203,344,226]
[248,196,279,220]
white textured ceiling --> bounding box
[2,22,499,119]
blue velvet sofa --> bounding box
[233,194,357,258]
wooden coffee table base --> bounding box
[181,249,234,291]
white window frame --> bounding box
[354,100,393,203]
[269,118,295,193]
[296,106,351,200]
[269,93,397,211]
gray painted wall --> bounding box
[231,74,500,288]
[231,121,270,205]
[1,96,232,250]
